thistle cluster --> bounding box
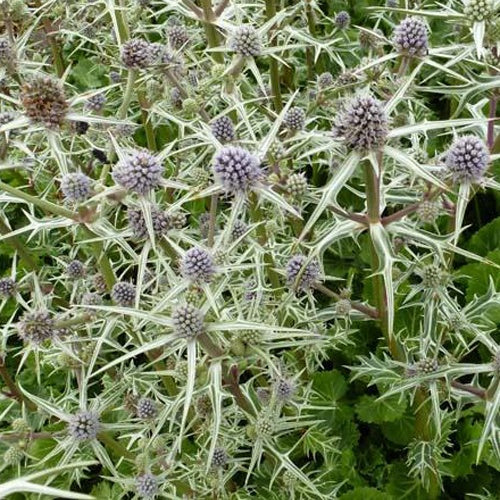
[111,281,136,306]
[121,38,154,69]
[172,304,204,338]
[60,173,94,202]
[211,115,236,143]
[128,207,170,239]
[135,473,159,498]
[17,310,55,344]
[68,411,100,441]
[136,397,158,419]
[229,26,262,56]
[213,146,261,192]
[20,76,68,129]
[181,247,215,283]
[286,255,320,291]
[335,11,351,29]
[445,136,489,183]
[0,277,16,297]
[393,17,429,57]
[112,150,164,195]
[284,107,306,131]
[332,96,388,151]
[464,0,493,22]
[1,2,498,498]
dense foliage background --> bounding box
[0,0,499,498]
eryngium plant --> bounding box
[0,1,499,499]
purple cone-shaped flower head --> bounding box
[333,96,388,151]
[112,150,163,195]
[445,135,489,183]
[172,303,204,338]
[393,17,429,57]
[213,146,261,193]
[286,254,320,291]
[181,247,215,283]
[68,410,100,441]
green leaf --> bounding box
[459,250,500,322]
[71,58,107,89]
[380,415,415,446]
[355,394,407,423]
[339,486,392,500]
[312,370,348,401]
[466,217,500,257]
[385,462,430,500]
[90,481,123,500]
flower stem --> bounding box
[363,161,393,347]
[248,192,281,292]
[197,333,256,416]
[81,226,116,289]
[42,19,65,78]
[114,0,130,44]
[0,180,76,219]
[182,0,203,18]
[314,282,378,319]
[364,156,438,497]
[200,0,223,64]
[304,1,317,80]
[486,375,499,400]
[450,380,486,399]
[487,94,497,151]
[207,194,218,247]
[264,0,283,111]
[137,89,157,151]
[214,0,230,17]
[414,389,440,498]
[97,431,134,460]
[117,70,137,120]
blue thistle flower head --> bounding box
[68,410,100,441]
[445,135,489,183]
[181,247,215,283]
[112,150,164,195]
[213,146,261,193]
[393,17,429,57]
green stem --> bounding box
[197,333,256,416]
[364,157,438,496]
[414,389,440,498]
[0,180,76,219]
[160,239,178,261]
[42,19,65,78]
[137,90,157,151]
[304,2,317,80]
[0,217,39,271]
[396,56,409,78]
[97,431,134,460]
[363,161,395,348]
[200,0,223,64]
[114,0,130,44]
[314,282,378,319]
[248,192,281,292]
[264,0,283,111]
[207,194,218,247]
[492,133,500,155]
[81,227,116,290]
[487,94,497,151]
[117,70,137,120]
[486,375,499,400]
